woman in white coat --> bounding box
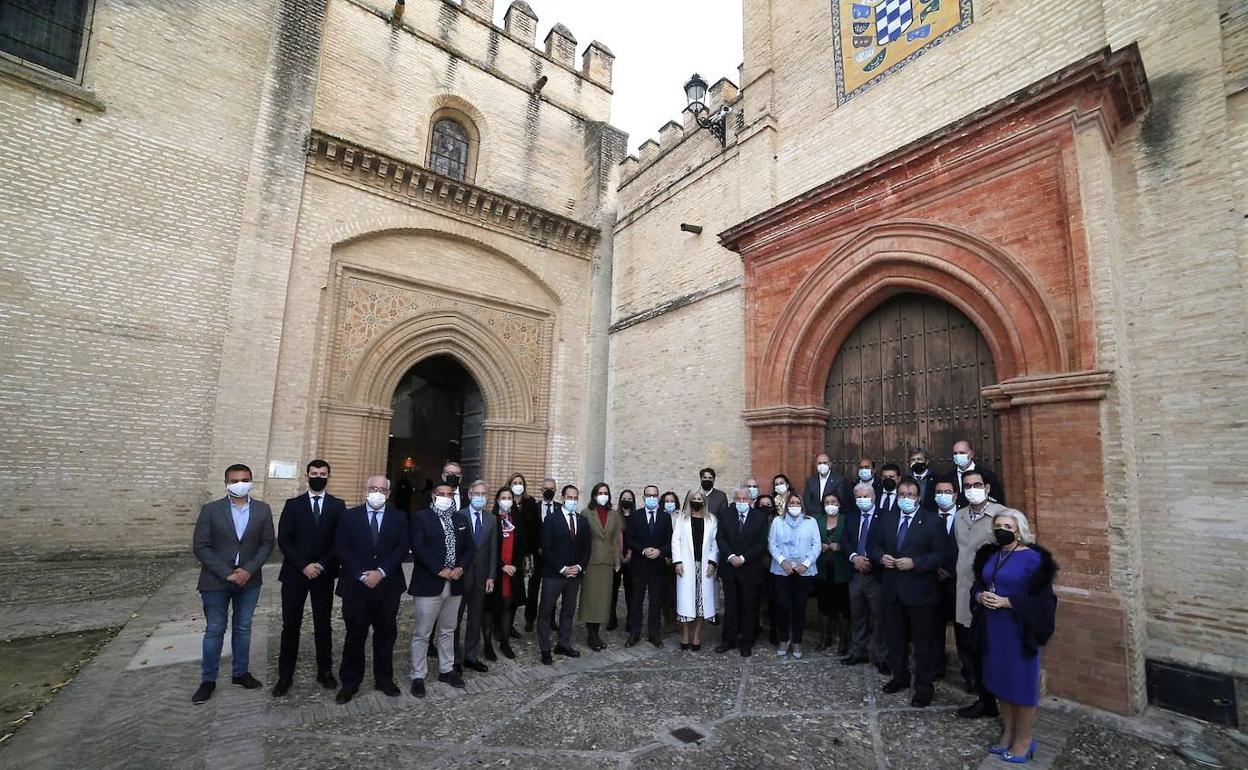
[672,489,719,651]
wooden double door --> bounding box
[823,293,1001,478]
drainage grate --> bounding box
[670,727,705,744]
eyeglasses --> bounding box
[965,482,987,489]
[897,492,919,499]
[366,486,388,494]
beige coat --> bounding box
[577,506,622,624]
[954,501,1005,627]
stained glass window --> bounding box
[429,118,470,181]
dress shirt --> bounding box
[229,497,250,565]
[307,490,326,569]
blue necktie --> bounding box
[859,515,871,551]
[474,512,482,544]
[897,515,911,550]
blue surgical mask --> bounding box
[953,452,971,469]
[898,498,918,515]
[858,468,873,481]
[855,497,873,511]
[747,485,759,499]
[935,492,955,510]
[734,501,750,514]
[644,496,659,510]
[663,501,677,513]
[563,500,578,514]
[470,495,487,510]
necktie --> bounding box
[898,515,911,549]
[568,513,577,537]
[859,515,871,551]
[739,510,747,526]
[312,495,321,523]
[474,511,482,544]
[940,512,950,533]
[884,493,893,510]
[543,503,549,521]
[649,511,655,529]
[370,510,380,546]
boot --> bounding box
[816,617,831,652]
[587,623,605,651]
[836,617,851,657]
[482,628,497,662]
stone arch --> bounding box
[757,220,1068,410]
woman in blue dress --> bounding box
[971,509,1057,764]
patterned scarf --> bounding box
[438,510,456,569]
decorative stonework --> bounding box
[306,131,600,259]
[334,274,548,413]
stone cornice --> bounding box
[742,405,831,427]
[982,370,1114,410]
[305,130,601,260]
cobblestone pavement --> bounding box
[1,562,1239,769]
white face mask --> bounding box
[774,483,788,495]
[595,494,610,507]
[787,506,803,517]
[824,504,839,516]
[434,495,454,512]
[366,491,387,509]
[498,499,514,511]
[226,480,252,498]
[510,484,525,496]
[817,463,830,476]
[965,487,988,506]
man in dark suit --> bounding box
[841,482,888,673]
[423,460,468,512]
[454,479,497,675]
[333,475,410,704]
[876,463,903,516]
[715,486,770,656]
[698,467,728,518]
[803,452,845,515]
[523,476,558,631]
[869,478,949,707]
[191,463,275,705]
[951,440,1006,507]
[407,481,474,697]
[931,478,961,683]
[625,485,673,648]
[273,459,345,696]
[537,484,591,664]
[841,457,882,505]
[906,447,939,512]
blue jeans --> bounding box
[201,584,261,682]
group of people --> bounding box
[191,440,1058,764]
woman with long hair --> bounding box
[609,489,637,631]
[483,486,525,660]
[672,488,719,650]
[576,482,622,651]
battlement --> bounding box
[619,75,740,186]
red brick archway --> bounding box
[722,47,1150,714]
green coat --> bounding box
[812,509,851,583]
[577,506,622,623]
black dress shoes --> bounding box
[739,645,753,657]
[956,699,1000,719]
[876,662,892,676]
[554,645,581,658]
[483,644,498,662]
[335,688,355,704]
[438,671,466,688]
[606,617,619,631]
[464,659,489,673]
[911,691,932,708]
[410,679,426,698]
[376,680,401,697]
[509,626,521,639]
[524,621,535,632]
[316,671,338,690]
[841,655,868,666]
[232,673,263,689]
[648,637,663,648]
[191,681,215,705]
[625,635,640,647]
[540,651,554,665]
[271,678,292,697]
[499,643,516,659]
[715,642,735,654]
[882,679,910,694]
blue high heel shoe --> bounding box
[999,739,1037,763]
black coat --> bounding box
[970,543,1058,658]
[277,492,346,583]
[334,505,410,599]
[625,506,674,565]
[540,508,592,579]
[802,472,846,514]
[407,507,474,597]
[714,506,769,574]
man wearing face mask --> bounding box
[453,480,497,675]
[537,485,591,663]
[840,482,889,674]
[950,440,1005,508]
[696,467,728,518]
[906,448,938,511]
[523,477,558,632]
[274,459,346,697]
[715,486,769,656]
[841,458,880,506]
[191,464,276,705]
[407,481,474,697]
[744,477,760,502]
[426,460,467,512]
[334,476,410,704]
[953,469,1004,719]
[803,452,845,519]
[876,463,903,515]
[869,479,948,707]
[932,479,962,684]
[625,485,672,647]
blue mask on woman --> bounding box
[663,501,677,513]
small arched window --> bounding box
[429,118,471,181]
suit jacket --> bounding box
[526,497,560,558]
[952,464,1006,508]
[540,507,592,579]
[702,487,729,519]
[408,507,474,597]
[803,472,846,514]
[714,506,770,574]
[906,472,939,511]
[934,506,959,575]
[277,492,345,584]
[625,506,674,566]
[334,504,410,600]
[875,488,902,517]
[867,508,948,606]
[460,504,498,589]
[514,496,541,557]
[194,497,276,592]
[839,507,883,578]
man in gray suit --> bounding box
[454,479,496,674]
[191,463,276,704]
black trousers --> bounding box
[815,579,851,618]
[627,558,665,639]
[773,574,816,644]
[884,600,938,698]
[720,564,763,648]
[524,554,545,623]
[935,576,961,677]
[537,576,580,652]
[611,562,633,622]
[277,577,336,680]
[338,591,401,692]
[957,622,997,708]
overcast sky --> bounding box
[493,1,745,155]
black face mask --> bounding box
[620,499,634,511]
[881,478,898,492]
[911,462,927,476]
[700,479,714,492]
[993,528,1016,546]
[690,500,704,512]
[542,488,556,501]
[444,473,461,488]
[307,476,328,492]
